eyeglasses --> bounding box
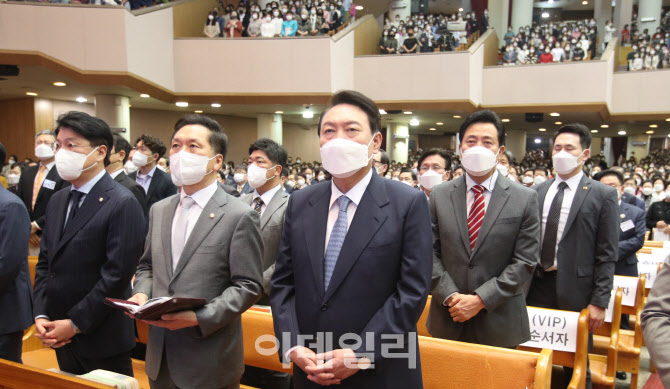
[419,165,446,172]
[54,141,94,152]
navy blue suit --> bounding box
[616,201,645,277]
[622,192,645,212]
[271,171,432,389]
[129,167,177,211]
[0,187,33,363]
[33,173,146,374]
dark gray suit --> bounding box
[134,185,263,389]
[113,171,148,217]
[641,257,670,388]
[427,174,540,347]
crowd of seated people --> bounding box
[203,0,350,38]
[500,18,601,65]
[625,11,670,71]
[378,10,487,54]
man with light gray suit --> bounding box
[130,114,263,389]
[427,110,540,348]
[641,257,670,388]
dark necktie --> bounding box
[63,190,85,236]
[540,182,569,269]
[253,197,264,215]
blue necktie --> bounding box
[324,195,351,290]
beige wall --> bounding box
[125,7,175,89]
[283,123,322,162]
[171,0,216,38]
[611,71,670,115]
[626,135,650,160]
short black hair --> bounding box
[112,134,132,165]
[318,90,381,136]
[378,149,390,167]
[553,123,592,150]
[598,169,624,185]
[533,166,549,175]
[55,111,113,165]
[135,134,167,159]
[400,167,417,181]
[234,164,247,173]
[417,148,452,172]
[249,138,288,174]
[458,110,505,146]
[173,114,228,160]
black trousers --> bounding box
[55,346,133,377]
[527,269,592,389]
[0,331,24,363]
[240,365,291,389]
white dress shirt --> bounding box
[465,170,499,216]
[136,166,156,194]
[64,169,107,229]
[171,180,218,269]
[325,168,373,251]
[109,168,124,179]
[541,171,584,270]
[252,184,281,216]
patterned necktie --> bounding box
[63,190,85,237]
[172,197,196,271]
[324,196,351,290]
[540,182,569,269]
[32,165,46,210]
[253,197,264,215]
[467,185,486,251]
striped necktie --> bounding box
[324,195,351,290]
[467,185,486,251]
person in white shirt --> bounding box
[261,14,276,37]
[603,21,616,51]
[551,42,565,62]
[271,10,284,37]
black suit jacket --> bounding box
[218,182,240,197]
[0,187,33,335]
[113,171,148,217]
[16,164,70,229]
[33,173,147,359]
[532,175,619,311]
[271,171,432,388]
[617,201,646,277]
[129,167,177,211]
[622,192,645,212]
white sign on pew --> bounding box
[663,241,670,249]
[651,248,670,259]
[521,307,580,352]
[638,253,665,265]
[653,228,670,242]
[638,263,660,289]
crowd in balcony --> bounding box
[624,11,670,71]
[203,1,351,38]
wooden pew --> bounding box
[28,255,38,286]
[643,241,664,249]
[589,288,623,388]
[0,358,112,389]
[519,308,590,389]
[417,295,431,337]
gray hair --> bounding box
[35,130,56,140]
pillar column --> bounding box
[594,0,613,52]
[94,94,130,141]
[511,0,533,32]
[257,114,283,144]
[504,130,527,162]
[487,0,510,47]
[389,0,411,22]
[638,0,662,36]
[386,123,409,164]
[613,0,633,37]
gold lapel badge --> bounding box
[583,186,588,190]
[99,197,104,202]
[620,214,626,219]
[209,213,215,219]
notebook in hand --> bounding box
[105,296,207,321]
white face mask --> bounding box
[522,176,534,184]
[654,184,665,193]
[534,175,546,185]
[124,159,138,174]
[317,175,326,181]
[552,150,584,175]
[8,159,16,165]
[7,174,20,185]
[35,143,55,159]
[297,178,306,186]
[623,187,636,195]
[402,180,414,187]
[286,180,296,187]
[496,163,509,177]
[55,147,100,181]
[132,151,153,167]
[305,174,312,181]
[156,165,167,173]
[461,146,499,177]
[642,187,653,196]
[419,169,445,190]
[234,172,246,184]
[392,177,399,181]
[247,163,278,188]
[320,137,374,178]
[169,150,217,186]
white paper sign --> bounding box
[621,220,635,232]
[653,228,670,241]
[521,307,580,352]
[42,179,56,190]
[663,241,670,249]
[651,248,670,258]
[604,276,637,322]
[638,253,664,265]
[638,263,660,289]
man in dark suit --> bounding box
[428,111,540,348]
[0,156,33,363]
[16,130,70,254]
[232,164,254,195]
[598,170,645,331]
[105,134,148,217]
[33,111,147,376]
[622,191,645,211]
[271,91,432,388]
[527,124,619,389]
[129,134,177,210]
[240,138,291,389]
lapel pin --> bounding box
[99,197,104,202]
[620,213,626,219]
[583,186,588,190]
[209,213,215,219]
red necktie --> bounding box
[468,185,486,251]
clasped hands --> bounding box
[127,293,199,330]
[291,346,364,385]
[446,293,485,322]
[34,318,75,348]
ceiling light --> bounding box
[650,124,658,128]
[194,110,203,113]
[403,111,412,114]
[548,0,554,3]
[76,96,87,103]
[453,115,461,119]
[502,118,511,122]
[53,82,66,87]
[429,128,436,131]
[26,92,38,96]
[458,8,463,12]
[555,121,562,125]
[667,134,670,138]
[410,119,420,126]
[436,122,444,125]
[140,93,150,98]
[355,5,363,10]
[541,12,549,18]
[274,111,283,114]
[538,128,546,132]
[618,130,626,135]
[646,130,655,134]
[303,108,313,119]
[534,138,541,144]
[582,1,588,4]
[379,109,387,115]
[176,102,188,107]
[549,112,560,117]
[601,124,609,128]
[591,129,598,133]
[211,103,221,108]
[666,118,670,121]
[128,104,132,107]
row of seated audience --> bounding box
[204,0,350,38]
[625,12,670,71]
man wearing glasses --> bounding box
[16,130,70,255]
[416,148,451,200]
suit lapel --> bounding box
[450,177,472,254]
[162,195,180,278]
[49,191,69,261]
[536,178,555,213]
[324,174,389,302]
[471,176,510,257]
[261,189,289,229]
[562,175,591,239]
[303,184,331,296]
[171,187,228,281]
[146,169,162,200]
